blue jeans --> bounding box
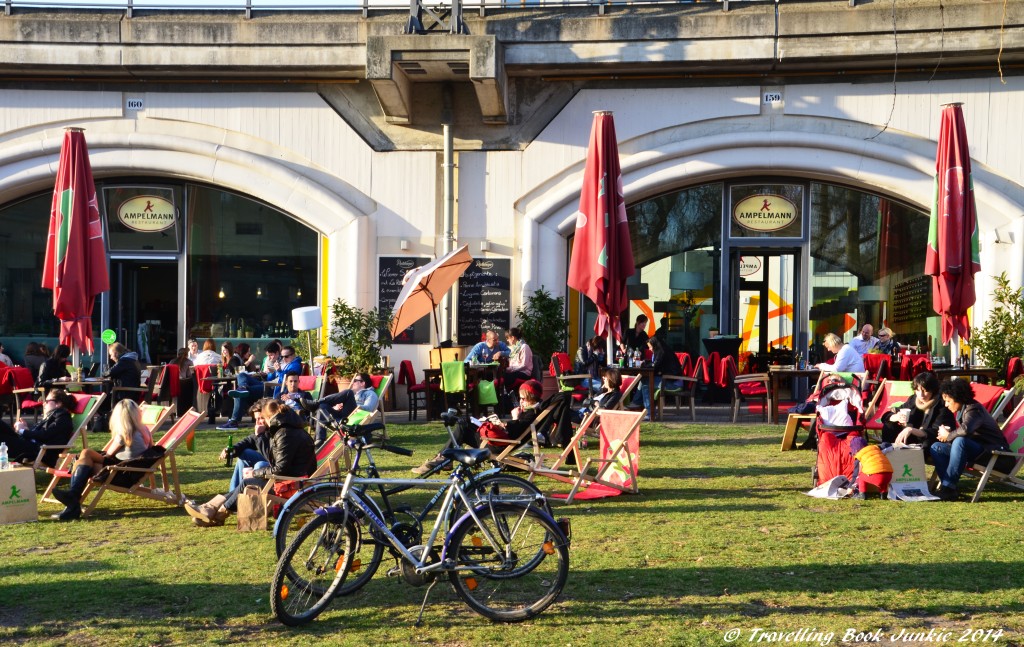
[930,436,985,489]
[230,373,266,423]
[639,376,683,421]
[228,448,269,491]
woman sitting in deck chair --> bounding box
[411,379,547,474]
[52,399,155,522]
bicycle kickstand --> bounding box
[414,580,439,626]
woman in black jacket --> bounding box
[931,379,1009,501]
[0,388,76,467]
[638,336,683,421]
[37,344,71,385]
[880,372,956,451]
[185,401,316,526]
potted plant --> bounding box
[514,287,569,392]
[326,299,393,382]
[970,272,1024,381]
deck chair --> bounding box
[861,353,892,401]
[550,409,644,504]
[261,430,349,511]
[78,408,204,516]
[29,392,107,471]
[612,374,642,411]
[489,392,573,471]
[862,379,915,434]
[961,398,1024,502]
[39,403,172,504]
[969,382,1011,418]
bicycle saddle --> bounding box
[441,447,491,466]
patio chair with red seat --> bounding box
[398,359,438,421]
[899,353,932,381]
[77,408,204,516]
[549,352,591,403]
[718,355,769,423]
[193,364,218,423]
[1,366,34,424]
[861,353,892,400]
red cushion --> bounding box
[738,382,767,397]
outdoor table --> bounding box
[45,376,112,394]
[422,363,503,420]
[767,366,821,424]
[933,366,1000,384]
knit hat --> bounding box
[848,435,867,455]
[519,379,543,400]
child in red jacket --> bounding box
[849,436,893,500]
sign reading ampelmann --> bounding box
[117,195,176,233]
[733,194,798,233]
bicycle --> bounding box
[269,432,570,627]
[273,407,548,559]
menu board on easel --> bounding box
[379,256,430,345]
[457,258,512,343]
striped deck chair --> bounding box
[261,429,348,512]
[29,392,107,471]
[78,408,204,516]
[40,403,172,504]
[549,409,644,504]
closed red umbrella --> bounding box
[567,111,636,345]
[42,128,109,355]
[924,103,981,344]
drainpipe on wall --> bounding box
[440,121,455,344]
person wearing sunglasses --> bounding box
[313,372,378,444]
[219,344,303,431]
[875,327,900,355]
[0,388,76,468]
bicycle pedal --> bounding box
[386,565,402,578]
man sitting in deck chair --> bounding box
[314,372,378,444]
[0,388,75,468]
[185,400,315,527]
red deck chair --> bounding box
[863,379,915,433]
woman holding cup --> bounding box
[931,378,1009,501]
[875,372,954,449]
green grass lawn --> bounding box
[2,421,1023,646]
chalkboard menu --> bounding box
[458,258,512,343]
[379,256,431,345]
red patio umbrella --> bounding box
[924,103,981,345]
[567,111,636,351]
[42,128,109,356]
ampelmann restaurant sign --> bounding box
[733,194,798,232]
[117,195,176,232]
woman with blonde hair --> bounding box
[52,399,154,521]
[815,332,864,373]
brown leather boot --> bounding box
[184,494,227,524]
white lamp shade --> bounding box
[292,306,322,331]
[670,271,703,291]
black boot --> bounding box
[54,465,92,522]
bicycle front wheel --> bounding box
[270,512,358,626]
[447,503,569,622]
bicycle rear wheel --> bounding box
[451,473,551,525]
[270,512,358,626]
[447,503,569,622]
[275,483,345,557]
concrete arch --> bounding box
[518,115,1024,306]
[0,122,380,307]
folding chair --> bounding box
[960,398,1024,502]
[969,382,1011,418]
[29,392,107,471]
[39,403,172,505]
[553,409,644,504]
[488,393,570,471]
[862,379,915,436]
[78,408,204,516]
[613,374,642,412]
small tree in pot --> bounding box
[514,286,569,373]
[327,299,393,378]
[970,272,1024,384]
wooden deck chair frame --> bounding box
[611,374,642,412]
[78,408,204,517]
[962,398,1024,503]
[561,409,644,504]
[261,429,350,510]
[861,379,915,435]
[488,397,565,471]
[30,392,107,471]
[39,403,172,504]
[524,409,602,485]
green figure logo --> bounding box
[902,464,914,478]
[8,485,21,500]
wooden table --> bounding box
[933,366,1000,384]
[423,363,503,420]
[767,366,821,424]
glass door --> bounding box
[108,259,179,365]
[732,251,797,363]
